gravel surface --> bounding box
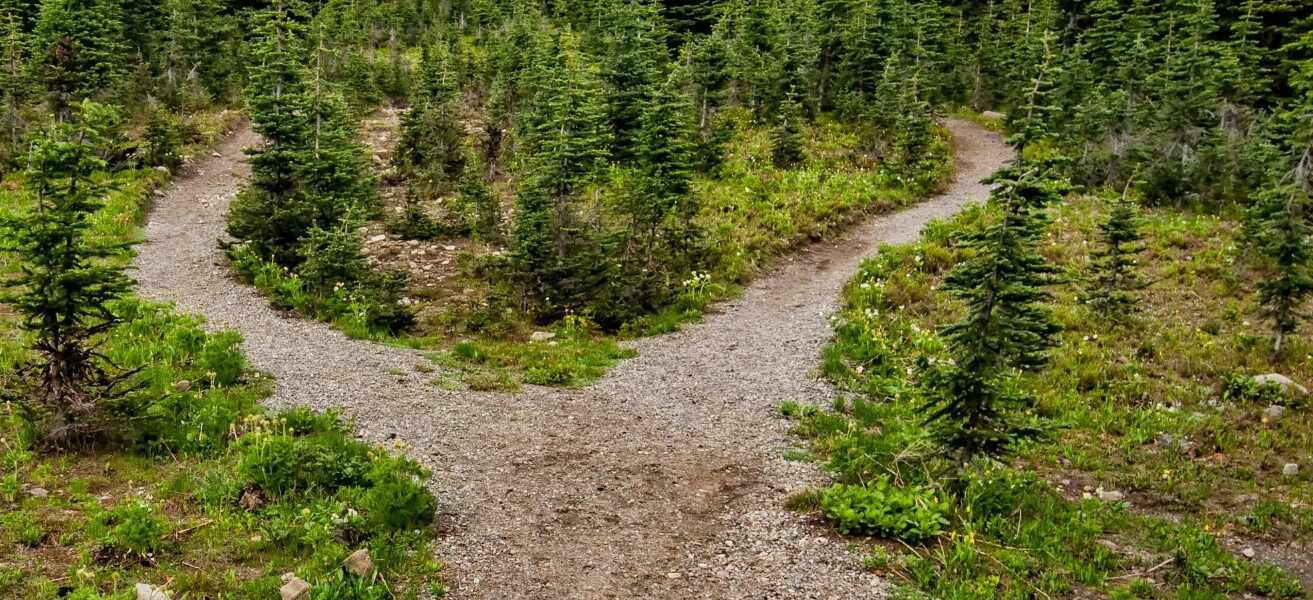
[132,119,1011,599]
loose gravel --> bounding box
[132,119,1011,599]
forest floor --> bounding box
[130,119,1011,599]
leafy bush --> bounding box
[362,454,435,534]
[234,421,371,498]
[98,498,169,556]
[820,479,950,541]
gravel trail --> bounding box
[132,119,1011,599]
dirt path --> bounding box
[132,119,1012,599]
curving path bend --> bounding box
[132,119,1012,599]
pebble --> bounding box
[1241,547,1256,559]
[1283,463,1299,477]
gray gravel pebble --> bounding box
[132,119,1010,599]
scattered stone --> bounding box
[343,548,374,575]
[27,487,48,499]
[1253,374,1309,396]
[1097,489,1125,502]
[173,380,192,392]
[444,245,457,251]
[1284,463,1300,477]
[369,235,387,243]
[981,110,1006,120]
[280,576,310,600]
[1241,547,1256,559]
[667,572,682,579]
[1261,405,1286,423]
[530,331,557,343]
[1155,432,1175,446]
[135,583,170,600]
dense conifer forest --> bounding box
[0,0,1312,598]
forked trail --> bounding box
[132,119,1011,599]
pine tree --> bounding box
[227,1,315,266]
[397,41,465,192]
[511,30,613,315]
[770,91,804,169]
[460,156,500,239]
[1249,33,1313,354]
[598,0,667,162]
[617,70,703,309]
[0,1,29,171]
[0,101,138,445]
[30,0,128,120]
[922,58,1067,466]
[1251,184,1313,354]
[1085,188,1147,317]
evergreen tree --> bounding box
[460,156,500,239]
[770,91,804,168]
[30,0,128,120]
[598,0,667,163]
[0,0,30,171]
[397,41,465,191]
[1085,188,1147,317]
[0,101,137,445]
[922,60,1067,466]
[1249,33,1313,354]
[616,71,703,309]
[511,30,613,316]
[227,1,315,266]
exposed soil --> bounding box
[132,119,1011,598]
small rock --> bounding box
[280,576,310,600]
[1283,463,1300,477]
[154,166,170,174]
[1253,374,1309,396]
[135,583,170,600]
[981,110,1006,120]
[27,487,48,499]
[444,245,457,251]
[1241,547,1256,559]
[343,548,374,575]
[1155,432,1175,446]
[1097,489,1125,502]
[667,572,682,579]
[1261,405,1286,423]
[369,235,387,243]
[1096,539,1119,552]
[530,331,557,343]
[173,380,192,392]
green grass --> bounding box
[0,110,444,599]
[424,318,638,391]
[788,195,1312,599]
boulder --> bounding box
[981,110,1006,120]
[530,331,557,343]
[1253,374,1308,396]
[280,576,310,600]
[344,548,374,576]
[135,583,171,600]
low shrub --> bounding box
[820,479,950,541]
